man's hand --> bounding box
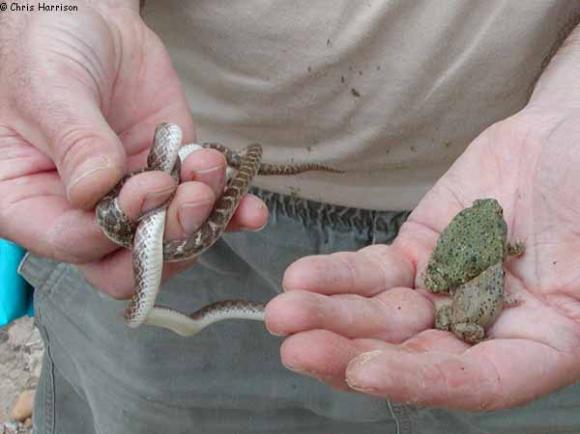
[0,3,267,297]
[266,27,580,411]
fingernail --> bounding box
[142,185,176,213]
[244,195,269,232]
[283,363,308,374]
[178,201,213,234]
[283,363,330,382]
[264,322,286,337]
[283,363,321,379]
[248,218,269,232]
[67,156,112,198]
[345,350,383,391]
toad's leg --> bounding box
[451,322,485,344]
[435,305,453,331]
[507,241,525,257]
[503,292,521,307]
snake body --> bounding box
[96,122,340,336]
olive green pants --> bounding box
[22,189,580,433]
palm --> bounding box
[1,9,267,298]
[396,111,580,406]
[0,8,192,254]
[269,111,580,409]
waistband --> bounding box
[250,187,410,243]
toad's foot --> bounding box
[435,304,453,331]
[451,322,485,344]
[503,292,521,307]
[507,241,525,257]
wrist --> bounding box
[528,23,580,111]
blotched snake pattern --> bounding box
[96,123,339,336]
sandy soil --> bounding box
[0,318,43,434]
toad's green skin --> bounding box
[435,263,515,344]
[423,198,523,294]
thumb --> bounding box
[17,85,126,209]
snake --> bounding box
[96,122,340,336]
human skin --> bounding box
[266,24,580,410]
[0,1,268,298]
[3,0,580,415]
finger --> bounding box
[0,170,119,262]
[283,244,415,296]
[400,329,470,354]
[345,339,578,410]
[79,176,201,297]
[116,171,177,220]
[81,180,205,298]
[226,194,269,232]
[165,181,216,240]
[179,149,268,231]
[266,287,433,341]
[15,83,127,209]
[180,148,226,198]
[117,115,196,171]
[280,329,388,390]
[85,182,267,297]
[165,184,269,240]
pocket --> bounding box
[18,254,68,305]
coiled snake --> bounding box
[96,123,339,336]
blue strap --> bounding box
[0,239,33,327]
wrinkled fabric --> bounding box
[145,0,580,209]
[24,189,580,434]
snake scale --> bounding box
[96,122,340,336]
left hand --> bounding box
[0,5,267,298]
[265,38,580,409]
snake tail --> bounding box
[145,301,266,336]
[202,142,343,174]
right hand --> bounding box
[266,109,580,410]
[0,4,267,297]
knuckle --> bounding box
[56,127,106,169]
[175,181,216,204]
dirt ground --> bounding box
[0,317,43,434]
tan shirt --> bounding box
[145,0,579,210]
